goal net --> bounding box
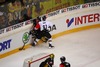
[23,53,54,67]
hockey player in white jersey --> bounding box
[34,15,54,48]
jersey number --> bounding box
[43,25,47,30]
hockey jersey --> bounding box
[60,62,70,67]
[35,20,53,31]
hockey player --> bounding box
[32,16,43,40]
[29,16,48,46]
[48,54,55,66]
[59,56,71,67]
[34,15,54,48]
[29,17,41,46]
[39,54,55,67]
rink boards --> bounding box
[0,2,100,59]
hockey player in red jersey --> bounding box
[34,15,54,48]
[29,17,42,46]
[59,56,71,67]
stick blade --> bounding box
[19,47,25,50]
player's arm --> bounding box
[29,24,35,35]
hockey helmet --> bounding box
[60,56,66,62]
[50,54,55,59]
[42,15,47,21]
[37,16,41,21]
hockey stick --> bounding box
[19,32,30,50]
[19,42,26,50]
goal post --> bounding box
[23,53,55,67]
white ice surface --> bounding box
[0,28,100,67]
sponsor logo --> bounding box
[0,39,12,52]
[66,13,100,27]
[22,32,30,44]
[66,18,74,27]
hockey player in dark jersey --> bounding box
[59,56,71,67]
[39,54,55,67]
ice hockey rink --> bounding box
[0,27,100,67]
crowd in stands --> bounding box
[0,0,99,30]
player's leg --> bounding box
[48,38,54,48]
[45,32,54,48]
[31,36,37,46]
